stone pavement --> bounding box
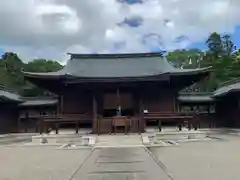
[150,134,240,180]
[0,146,92,180]
[71,147,172,180]
[96,134,143,147]
[0,132,240,180]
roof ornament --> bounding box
[188,56,192,65]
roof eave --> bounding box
[213,89,240,98]
[65,73,171,83]
[22,71,73,80]
[67,52,166,59]
[0,96,22,103]
[170,67,212,76]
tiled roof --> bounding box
[178,93,214,103]
[213,82,240,97]
[23,52,211,80]
[0,87,22,102]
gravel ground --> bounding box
[150,134,240,180]
[0,146,91,180]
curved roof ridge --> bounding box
[218,77,240,88]
[0,89,22,102]
[23,53,211,79]
[68,52,165,59]
[213,80,240,97]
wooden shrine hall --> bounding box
[23,52,211,134]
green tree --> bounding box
[25,59,62,72]
[0,52,63,96]
[167,49,202,68]
[206,32,223,59]
[222,34,236,56]
[1,52,25,89]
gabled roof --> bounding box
[23,52,211,81]
[213,80,240,97]
[0,88,22,103]
[178,93,214,103]
[19,97,57,107]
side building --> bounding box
[177,92,217,128]
[213,79,240,127]
[0,88,22,134]
[18,97,57,133]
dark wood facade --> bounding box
[23,52,211,134]
[18,100,57,133]
[0,88,21,134]
[215,93,240,127]
[55,82,181,133]
[0,102,19,134]
[178,98,217,128]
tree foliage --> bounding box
[0,52,62,96]
[167,32,238,92]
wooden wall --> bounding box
[18,106,57,133]
[60,84,177,116]
[141,87,175,112]
[0,103,19,134]
[216,95,240,127]
[61,90,92,115]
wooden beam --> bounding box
[139,96,145,133]
[57,95,60,115]
[92,93,98,133]
[60,95,63,114]
[173,92,176,112]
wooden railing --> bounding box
[143,111,198,131]
[38,113,92,134]
[97,116,141,134]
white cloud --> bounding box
[0,0,240,63]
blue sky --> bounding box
[0,25,239,56]
[149,25,240,52]
[0,48,3,57]
[231,25,240,48]
[116,15,240,52]
[1,0,240,62]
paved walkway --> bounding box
[96,134,143,147]
[71,147,172,180]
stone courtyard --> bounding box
[0,131,240,180]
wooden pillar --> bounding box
[57,95,63,115]
[57,95,60,115]
[55,123,59,134]
[116,88,121,115]
[92,93,98,133]
[158,120,162,132]
[173,92,176,112]
[25,112,29,133]
[139,96,144,133]
[40,119,43,134]
[60,95,63,114]
[75,121,79,134]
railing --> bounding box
[38,113,92,134]
[97,116,142,134]
[143,111,198,131]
